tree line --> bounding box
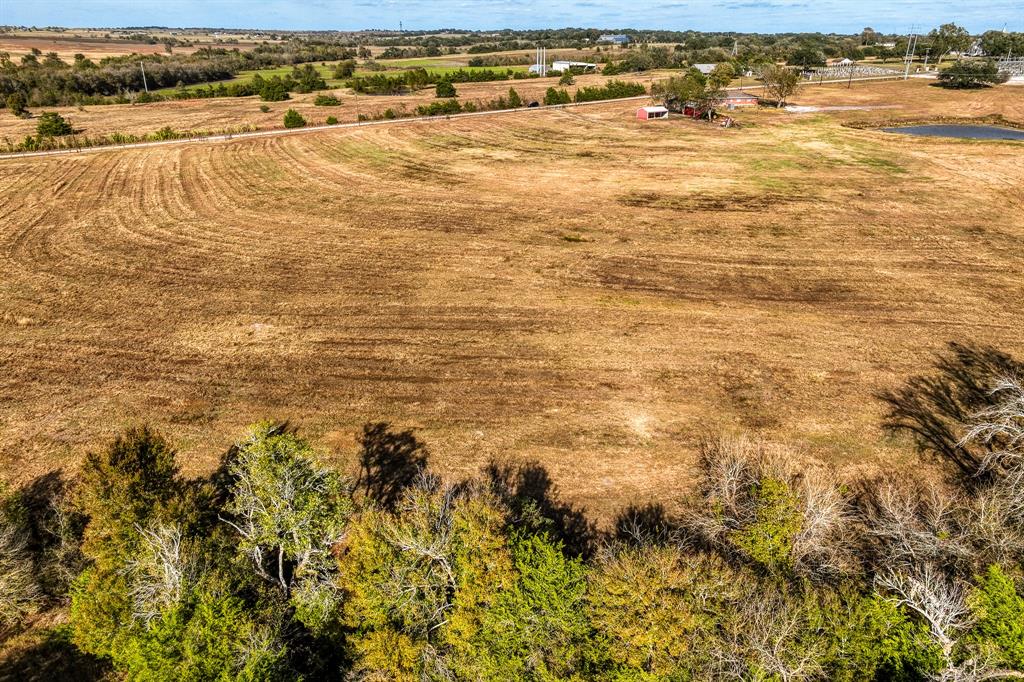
[0,42,356,108]
[3,343,1024,680]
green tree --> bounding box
[964,565,1024,669]
[760,64,800,107]
[435,80,457,98]
[282,109,306,129]
[291,64,327,93]
[5,92,27,116]
[507,87,523,107]
[36,111,73,137]
[558,72,575,86]
[111,587,289,681]
[937,60,1009,88]
[930,23,972,64]
[222,423,349,633]
[471,533,590,679]
[70,427,184,658]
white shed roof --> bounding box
[640,106,669,113]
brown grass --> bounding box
[0,71,667,143]
[1,80,1022,519]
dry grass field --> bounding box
[0,71,668,142]
[1,80,1022,519]
[0,29,270,59]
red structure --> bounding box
[636,106,669,120]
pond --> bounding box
[882,124,1024,140]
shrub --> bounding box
[543,87,572,105]
[283,109,306,129]
[507,87,523,108]
[559,72,575,86]
[6,92,28,116]
[326,115,338,125]
[259,80,290,102]
[435,80,457,98]
[334,59,356,79]
[313,93,341,106]
[416,99,462,116]
[937,60,1010,88]
[259,104,270,113]
[36,111,73,137]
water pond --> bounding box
[882,125,1024,140]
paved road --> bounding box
[0,75,912,162]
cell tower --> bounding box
[903,27,918,80]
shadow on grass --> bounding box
[879,341,1023,484]
[0,626,108,682]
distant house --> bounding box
[722,92,759,108]
[552,60,597,72]
[693,63,718,75]
[599,34,631,45]
[636,105,669,120]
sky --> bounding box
[0,0,1020,34]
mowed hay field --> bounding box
[1,82,1022,518]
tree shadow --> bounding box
[353,422,428,511]
[484,459,597,558]
[13,470,86,600]
[878,341,1022,483]
[611,502,678,546]
[0,625,108,682]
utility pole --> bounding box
[903,28,918,80]
[140,61,149,92]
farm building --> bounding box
[636,106,669,120]
[552,60,597,72]
[693,63,718,75]
[598,34,631,45]
[722,92,759,108]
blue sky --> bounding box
[0,0,1020,34]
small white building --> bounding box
[552,60,597,72]
[693,63,718,75]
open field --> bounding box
[0,29,274,59]
[1,80,1022,519]
[0,70,669,142]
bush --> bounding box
[314,93,341,106]
[507,87,523,108]
[6,92,28,116]
[937,60,1010,88]
[558,72,575,86]
[259,104,270,113]
[326,115,338,125]
[36,111,73,137]
[283,109,306,129]
[543,87,572,105]
[435,81,457,98]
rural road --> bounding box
[0,74,910,162]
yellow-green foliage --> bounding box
[966,565,1024,670]
[587,545,703,676]
[729,478,802,572]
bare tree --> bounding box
[123,522,197,623]
[0,514,39,626]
